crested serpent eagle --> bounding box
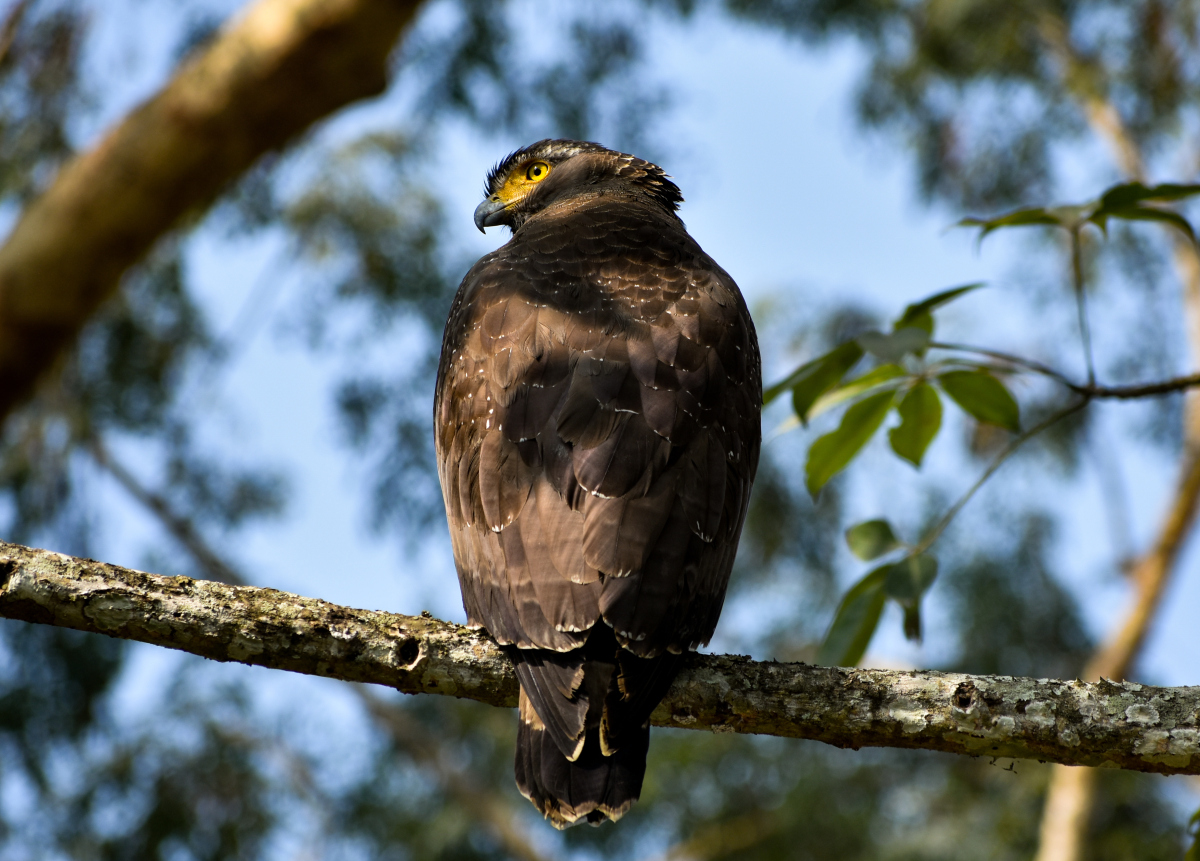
[434,140,761,827]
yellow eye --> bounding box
[525,161,551,181]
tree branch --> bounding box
[3,539,1200,776]
[928,342,1200,399]
[0,0,423,424]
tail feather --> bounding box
[515,689,649,829]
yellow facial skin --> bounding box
[493,159,553,207]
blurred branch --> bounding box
[0,0,31,68]
[1085,445,1200,685]
[4,538,1200,775]
[1036,449,1200,861]
[1036,12,1147,181]
[358,689,553,861]
[86,437,245,586]
[650,809,782,861]
[0,0,423,423]
[1034,14,1200,861]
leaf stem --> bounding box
[927,341,1074,385]
[1071,227,1097,386]
[913,398,1089,555]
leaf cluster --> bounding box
[766,284,1020,499]
[961,181,1200,246]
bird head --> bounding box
[473,139,683,233]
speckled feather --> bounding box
[435,140,760,827]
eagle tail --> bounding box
[514,687,650,829]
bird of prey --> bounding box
[434,139,760,827]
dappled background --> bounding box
[2,0,1200,858]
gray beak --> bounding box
[473,197,508,233]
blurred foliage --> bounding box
[0,0,84,204]
[710,0,1200,211]
[1,0,1198,859]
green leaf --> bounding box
[857,327,930,363]
[845,519,902,561]
[763,341,863,411]
[1185,806,1200,861]
[1098,181,1200,209]
[808,363,907,419]
[817,566,888,667]
[883,553,938,604]
[938,369,1020,432]
[959,208,1067,242]
[805,390,895,497]
[893,283,985,336]
[888,382,943,467]
[883,553,938,642]
[1092,205,1197,245]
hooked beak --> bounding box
[473,196,509,233]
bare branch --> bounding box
[0,0,423,423]
[3,539,1200,776]
[86,437,246,586]
[928,342,1200,399]
[1077,375,1200,400]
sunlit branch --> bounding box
[0,0,423,424]
[4,538,1200,776]
[649,809,782,861]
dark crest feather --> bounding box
[484,139,683,214]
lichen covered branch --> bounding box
[3,539,1199,775]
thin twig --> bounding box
[914,398,1089,555]
[926,341,1074,384]
[1077,374,1200,399]
[928,342,1200,399]
[1071,228,1097,387]
[0,0,31,68]
[86,436,245,586]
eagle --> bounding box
[434,140,760,827]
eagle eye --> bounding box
[525,161,551,182]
